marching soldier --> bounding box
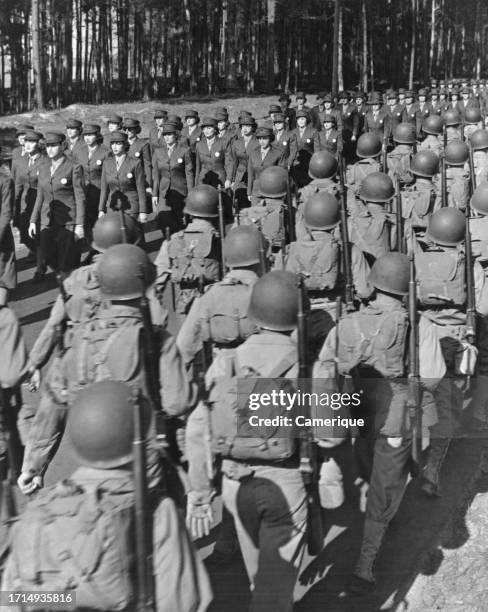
[290,109,317,188]
[313,114,342,156]
[152,121,195,234]
[345,133,382,214]
[148,107,168,150]
[154,185,221,318]
[123,117,153,198]
[28,132,85,278]
[443,140,470,210]
[272,113,297,168]
[98,131,148,223]
[419,115,444,155]
[470,129,488,184]
[13,130,46,281]
[181,110,203,155]
[12,124,34,162]
[387,123,417,186]
[65,119,84,159]
[363,92,389,140]
[464,107,484,141]
[18,243,196,494]
[278,93,296,130]
[228,114,258,210]
[247,126,286,205]
[444,109,463,143]
[195,117,232,193]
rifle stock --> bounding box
[338,155,354,311]
[407,248,422,472]
[466,144,476,344]
[217,186,226,279]
[286,176,296,243]
[395,178,404,253]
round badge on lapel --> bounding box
[60,178,67,185]
[332,139,337,143]
[306,138,311,144]
[379,119,383,125]
[177,158,183,164]
[96,159,102,166]
[135,152,140,157]
[283,141,287,146]
[196,137,200,142]
[215,151,220,158]
[127,172,133,179]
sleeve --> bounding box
[335,111,343,134]
[28,294,67,369]
[312,325,338,381]
[0,176,14,243]
[287,134,298,169]
[142,142,152,190]
[134,159,147,213]
[247,154,254,197]
[72,163,86,226]
[351,244,373,299]
[98,162,108,212]
[352,110,360,138]
[176,296,204,365]
[159,329,197,416]
[195,146,201,184]
[186,402,215,505]
[13,162,23,216]
[474,259,488,316]
[313,131,322,151]
[152,152,160,198]
[224,142,234,181]
[185,147,195,191]
[154,239,171,292]
[0,307,28,388]
[30,175,43,224]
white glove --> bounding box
[74,225,84,240]
[387,436,403,448]
[186,501,213,539]
[17,472,43,495]
[138,213,148,224]
[152,196,159,207]
[28,223,36,238]
[145,187,153,195]
[98,210,105,219]
[224,179,232,190]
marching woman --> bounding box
[0,147,17,303]
[247,126,286,205]
[228,114,258,210]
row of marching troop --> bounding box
[1,80,488,611]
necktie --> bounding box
[116,157,122,172]
[28,157,34,168]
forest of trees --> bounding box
[0,0,487,113]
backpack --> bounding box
[446,170,469,210]
[401,187,435,228]
[168,226,220,285]
[416,250,466,307]
[387,151,413,184]
[9,480,136,611]
[200,278,258,345]
[338,307,408,378]
[206,350,298,461]
[285,236,339,291]
[239,200,285,248]
[349,213,391,259]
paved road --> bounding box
[9,223,488,612]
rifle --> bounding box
[117,194,128,243]
[55,274,69,353]
[381,132,388,174]
[286,174,296,243]
[395,177,404,253]
[297,275,323,557]
[466,143,476,345]
[334,297,342,389]
[164,227,176,311]
[217,186,226,278]
[132,389,155,612]
[198,273,213,384]
[337,155,354,311]
[232,187,240,225]
[407,247,422,472]
[441,149,448,208]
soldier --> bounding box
[464,107,484,141]
[314,254,415,594]
[152,121,195,234]
[349,172,397,263]
[437,88,450,115]
[385,90,404,145]
[6,381,213,612]
[430,88,443,116]
[313,114,342,156]
[443,140,470,210]
[216,110,236,149]
[185,270,309,612]
[310,92,326,131]
[102,113,123,148]
[12,124,34,162]
[413,88,433,136]
[387,123,417,186]
[419,115,444,155]
[28,132,85,278]
[228,114,258,211]
[278,93,296,130]
[18,243,196,494]
[123,117,153,198]
[470,129,488,184]
[456,85,480,122]
[397,88,406,107]
[401,150,440,238]
[345,132,382,215]
[65,119,84,159]
[444,109,463,143]
[354,91,368,135]
[98,131,148,223]
[181,110,203,155]
[272,113,297,168]
[247,126,286,205]
[0,148,16,305]
[417,209,488,497]
[154,185,221,318]
[148,107,168,151]
[338,91,359,161]
[12,130,46,279]
[289,110,316,188]
[268,103,283,123]
[363,92,389,140]
[195,117,232,193]
[75,123,110,241]
[448,87,460,112]
[294,91,310,114]
[402,90,417,127]
[321,93,343,133]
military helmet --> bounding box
[92,212,141,253]
[393,122,417,144]
[356,133,382,158]
[67,381,151,469]
[223,225,268,268]
[422,115,444,135]
[470,129,488,151]
[98,244,156,300]
[410,150,439,177]
[183,185,219,217]
[259,166,288,198]
[465,107,482,124]
[426,208,466,246]
[444,140,469,166]
[248,271,307,331]
[471,181,488,215]
[359,172,395,203]
[444,108,461,126]
[303,192,341,230]
[308,150,338,179]
[369,253,409,296]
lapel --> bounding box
[115,155,130,176]
[51,156,69,181]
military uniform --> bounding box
[291,123,317,187]
[195,137,232,188]
[387,144,414,185]
[228,133,259,208]
[247,145,286,204]
[128,136,153,191]
[363,107,389,140]
[74,141,109,233]
[313,126,342,156]
[346,158,381,215]
[64,136,85,160]
[99,153,147,217]
[418,134,442,155]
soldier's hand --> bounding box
[138,213,148,224]
[186,501,213,539]
[28,223,36,238]
[98,210,105,219]
[17,472,43,495]
[152,196,158,207]
[28,368,41,392]
[351,135,357,141]
[224,179,232,190]
[74,224,84,240]
[145,187,153,195]
[387,436,403,448]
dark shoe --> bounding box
[420,478,442,498]
[345,573,375,596]
[31,271,45,284]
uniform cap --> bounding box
[66,119,83,130]
[356,132,382,158]
[215,112,229,122]
[122,117,141,131]
[107,114,123,124]
[460,86,470,94]
[369,253,409,295]
[98,244,156,300]
[338,91,349,100]
[44,132,65,145]
[303,192,341,230]
[368,92,383,105]
[109,131,128,144]
[184,110,199,119]
[223,225,268,267]
[201,117,217,128]
[83,123,101,134]
[426,208,466,246]
[255,126,275,141]
[308,150,338,179]
[161,122,179,134]
[322,93,334,103]
[92,212,142,253]
[239,115,256,126]
[387,90,398,99]
[278,93,291,102]
[23,130,43,142]
[418,88,429,97]
[16,124,34,135]
[183,184,219,217]
[258,166,288,198]
[272,113,286,123]
[359,172,395,203]
[323,114,337,124]
[154,108,168,119]
[296,110,310,119]
[404,90,415,98]
[296,92,307,100]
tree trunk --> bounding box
[338,3,343,91]
[332,0,340,94]
[408,0,416,89]
[361,0,368,91]
[31,0,44,108]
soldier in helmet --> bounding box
[6,381,213,612]
[154,185,221,319]
[442,140,470,210]
[346,133,382,215]
[419,115,444,155]
[464,107,483,141]
[443,109,463,143]
[18,244,195,495]
[290,110,317,188]
[470,129,488,184]
[185,271,309,612]
[387,123,417,186]
[349,172,397,263]
[415,208,488,497]
[247,127,286,205]
[401,150,441,238]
